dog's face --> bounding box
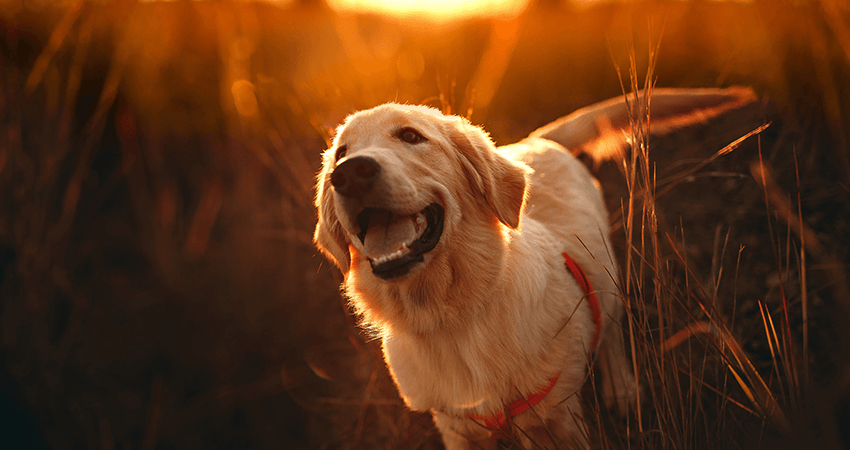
[314,104,529,323]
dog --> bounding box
[314,87,756,449]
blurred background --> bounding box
[0,0,849,448]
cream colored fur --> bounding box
[314,87,756,449]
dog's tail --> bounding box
[529,87,758,165]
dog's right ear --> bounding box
[314,148,351,274]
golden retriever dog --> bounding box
[314,87,756,449]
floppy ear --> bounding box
[447,118,529,229]
[314,149,351,274]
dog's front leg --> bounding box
[433,411,498,450]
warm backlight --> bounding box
[326,0,530,22]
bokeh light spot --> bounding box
[231,79,258,117]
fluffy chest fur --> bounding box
[380,216,593,415]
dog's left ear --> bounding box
[447,118,529,229]
[314,149,351,274]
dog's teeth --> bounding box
[370,243,410,265]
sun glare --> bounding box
[326,0,530,22]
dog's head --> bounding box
[314,104,529,283]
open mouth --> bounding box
[356,203,444,280]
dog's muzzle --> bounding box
[330,156,444,280]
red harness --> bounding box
[464,252,602,437]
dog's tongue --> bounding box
[363,210,417,259]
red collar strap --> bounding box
[561,251,602,352]
[464,252,602,437]
[466,373,560,435]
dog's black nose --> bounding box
[331,156,380,197]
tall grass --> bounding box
[590,39,841,450]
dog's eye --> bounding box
[334,144,348,162]
[397,127,426,145]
